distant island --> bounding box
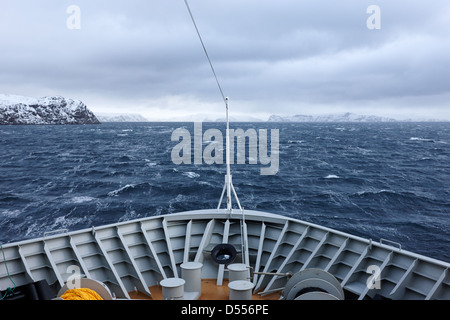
[267,113,396,122]
[96,113,149,122]
[267,112,446,122]
[2,94,446,124]
[0,94,100,125]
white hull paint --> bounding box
[1,209,449,300]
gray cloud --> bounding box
[1,0,449,120]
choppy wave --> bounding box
[182,172,200,179]
[107,183,150,197]
[0,209,21,218]
[0,122,449,262]
[410,137,434,142]
[68,196,96,204]
[355,189,396,196]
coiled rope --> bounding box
[61,288,103,300]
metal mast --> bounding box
[183,0,246,264]
[183,0,241,213]
[217,97,242,213]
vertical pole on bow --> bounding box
[217,97,242,213]
[225,97,232,211]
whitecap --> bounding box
[325,175,339,179]
[356,189,395,196]
[58,152,72,157]
[183,172,200,179]
[107,184,136,197]
[1,209,21,218]
[25,222,42,238]
[145,162,157,167]
[410,137,434,142]
[50,215,92,230]
[198,181,214,187]
[69,196,96,204]
[118,210,139,222]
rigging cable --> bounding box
[183,0,247,264]
[0,245,16,300]
[183,0,226,103]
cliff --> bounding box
[0,94,100,125]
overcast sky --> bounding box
[1,0,449,121]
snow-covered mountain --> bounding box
[267,112,397,122]
[155,113,264,122]
[95,113,149,122]
[0,94,100,125]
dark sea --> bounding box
[0,122,449,262]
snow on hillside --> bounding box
[95,113,149,122]
[267,112,397,122]
[0,94,100,125]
